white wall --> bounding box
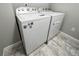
[50,3,79,40]
[0,3,21,55]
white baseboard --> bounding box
[3,41,21,56]
[60,31,78,41]
[60,31,79,48]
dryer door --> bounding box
[48,14,64,40]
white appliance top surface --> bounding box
[17,13,50,22]
[41,11,64,16]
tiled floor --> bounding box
[3,32,79,56]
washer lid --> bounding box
[17,13,50,23]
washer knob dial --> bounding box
[23,25,27,29]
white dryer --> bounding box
[39,8,64,40]
[16,7,51,55]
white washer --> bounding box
[40,9,64,40]
[16,7,51,55]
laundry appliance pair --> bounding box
[16,7,64,55]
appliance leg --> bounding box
[44,40,48,44]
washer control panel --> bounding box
[16,7,38,14]
[23,22,34,29]
[16,7,50,14]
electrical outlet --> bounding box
[71,27,76,32]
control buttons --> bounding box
[32,8,36,11]
[24,22,34,29]
[32,8,34,11]
[17,7,50,14]
[28,22,34,28]
[28,23,30,25]
[18,10,20,11]
[25,4,27,6]
[23,25,27,29]
[45,8,47,10]
[28,22,33,25]
[29,26,32,28]
[43,8,45,10]
[27,8,29,11]
[42,8,48,11]
[22,9,24,11]
[31,22,33,25]
[40,14,45,16]
[35,9,36,11]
